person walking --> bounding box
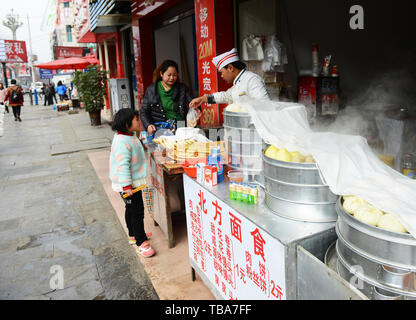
[0,83,9,113]
[49,83,58,104]
[109,108,155,258]
[139,59,195,135]
[56,81,67,102]
[41,83,47,106]
[4,79,24,122]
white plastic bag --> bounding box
[186,108,199,128]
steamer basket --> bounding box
[223,110,252,128]
[336,234,416,295]
[265,192,337,223]
[264,175,338,203]
[336,241,414,300]
[227,152,263,171]
[263,153,325,185]
[336,198,416,270]
[261,150,338,223]
[225,138,265,157]
[224,125,262,144]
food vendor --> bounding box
[189,48,270,108]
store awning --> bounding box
[34,56,99,70]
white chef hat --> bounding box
[212,48,240,70]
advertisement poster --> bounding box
[194,0,219,127]
[0,40,28,63]
[184,175,286,300]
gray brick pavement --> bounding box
[0,100,158,300]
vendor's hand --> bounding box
[189,96,207,109]
[147,125,156,135]
[124,188,134,197]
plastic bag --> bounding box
[262,35,288,73]
[187,108,199,127]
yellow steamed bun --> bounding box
[377,213,408,233]
[353,206,383,226]
[342,196,369,215]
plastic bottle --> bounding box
[229,182,236,200]
[312,44,319,77]
[401,153,416,179]
[242,184,249,203]
[236,183,243,201]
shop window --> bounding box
[64,1,70,17]
[66,25,73,42]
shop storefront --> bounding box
[130,0,416,300]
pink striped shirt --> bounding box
[0,88,6,103]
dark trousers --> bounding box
[121,190,148,246]
[12,106,21,118]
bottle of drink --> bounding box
[229,182,236,200]
[401,153,416,179]
[312,44,319,77]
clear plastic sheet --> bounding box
[238,96,416,238]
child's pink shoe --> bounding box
[129,233,152,245]
[136,241,155,258]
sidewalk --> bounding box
[0,100,213,300]
[0,101,157,300]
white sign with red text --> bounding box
[184,175,286,300]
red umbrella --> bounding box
[35,56,99,70]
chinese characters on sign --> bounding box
[184,175,286,300]
[194,0,219,127]
[55,46,84,60]
[0,40,28,63]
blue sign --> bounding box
[40,69,54,79]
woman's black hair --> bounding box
[153,59,179,82]
[57,81,63,86]
[112,108,139,133]
[225,60,247,71]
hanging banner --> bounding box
[184,175,287,300]
[55,46,84,60]
[0,40,28,63]
[194,0,219,127]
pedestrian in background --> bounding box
[49,83,57,103]
[41,83,47,106]
[0,83,9,113]
[4,79,24,122]
[56,81,67,102]
[109,108,155,258]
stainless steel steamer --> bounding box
[333,198,416,299]
[262,152,338,223]
[223,111,263,181]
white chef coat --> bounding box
[212,69,270,104]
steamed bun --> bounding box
[342,196,369,215]
[353,206,383,226]
[225,103,247,113]
[377,213,408,233]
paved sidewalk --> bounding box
[0,100,158,300]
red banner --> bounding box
[55,46,84,60]
[194,0,219,127]
[0,40,28,63]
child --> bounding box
[109,108,155,258]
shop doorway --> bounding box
[152,0,198,97]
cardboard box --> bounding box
[204,165,217,187]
